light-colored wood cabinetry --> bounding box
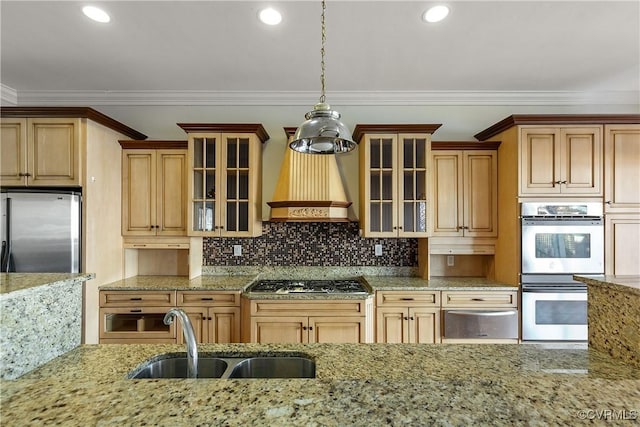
[178,124,269,237]
[519,126,602,196]
[176,291,241,343]
[242,299,374,344]
[99,290,176,343]
[603,124,640,275]
[376,291,440,343]
[354,124,441,237]
[1,117,81,186]
[431,143,498,239]
[121,141,188,236]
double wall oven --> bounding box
[520,202,604,341]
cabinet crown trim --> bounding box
[432,141,500,150]
[474,114,640,141]
[176,123,269,142]
[352,124,442,142]
[0,106,147,140]
[119,140,187,149]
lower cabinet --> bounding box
[376,291,441,343]
[242,299,374,344]
[176,291,241,343]
[99,289,241,344]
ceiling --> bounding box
[1,1,639,106]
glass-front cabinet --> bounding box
[178,124,269,237]
[354,124,440,238]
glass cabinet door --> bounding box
[368,136,396,235]
[223,136,251,233]
[192,136,217,233]
[399,136,428,235]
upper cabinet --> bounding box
[121,141,188,236]
[354,124,441,238]
[431,142,499,238]
[1,118,81,186]
[178,124,269,237]
[519,126,602,196]
[604,124,640,213]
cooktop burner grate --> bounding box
[247,279,369,294]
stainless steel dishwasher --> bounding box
[443,309,518,340]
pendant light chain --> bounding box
[319,0,326,104]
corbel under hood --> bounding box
[268,128,353,222]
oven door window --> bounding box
[535,300,587,325]
[535,233,590,258]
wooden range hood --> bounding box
[267,127,353,222]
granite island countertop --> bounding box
[1,343,639,426]
[0,272,95,297]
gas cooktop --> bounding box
[247,279,369,295]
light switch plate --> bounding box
[233,245,242,256]
[374,244,383,256]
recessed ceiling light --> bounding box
[83,6,110,23]
[258,7,282,26]
[423,5,449,23]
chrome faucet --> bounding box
[163,308,198,378]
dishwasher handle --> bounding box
[446,310,518,317]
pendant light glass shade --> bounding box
[289,102,356,154]
[289,0,356,155]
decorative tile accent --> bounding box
[203,222,418,267]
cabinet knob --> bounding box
[409,317,414,321]
[605,201,612,205]
[403,316,409,320]
[302,326,307,330]
[309,326,313,331]
[560,180,567,184]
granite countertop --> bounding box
[575,275,640,295]
[0,273,95,298]
[363,276,518,291]
[2,343,639,425]
[98,275,259,291]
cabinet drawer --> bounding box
[99,290,175,307]
[177,291,240,306]
[123,243,190,249]
[376,291,440,307]
[250,300,367,317]
[99,307,176,340]
[441,291,517,308]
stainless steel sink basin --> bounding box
[128,354,315,379]
[129,357,228,379]
[227,357,316,379]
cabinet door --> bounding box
[520,128,560,195]
[431,151,463,236]
[189,134,220,235]
[560,127,602,195]
[0,118,27,185]
[122,150,156,235]
[605,214,640,275]
[157,150,187,235]
[464,151,497,237]
[409,308,440,344]
[251,317,308,343]
[208,307,241,343]
[361,134,398,237]
[376,307,408,343]
[604,125,640,213]
[398,134,429,237]
[28,118,81,186]
[309,316,365,343]
[220,134,259,237]
[178,307,208,344]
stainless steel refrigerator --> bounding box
[1,189,81,273]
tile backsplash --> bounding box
[203,222,418,267]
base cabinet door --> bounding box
[410,308,441,344]
[376,307,439,344]
[251,317,308,344]
[376,308,407,343]
[309,317,365,343]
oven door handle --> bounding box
[445,310,517,317]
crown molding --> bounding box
[3,87,639,107]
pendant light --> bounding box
[289,0,356,154]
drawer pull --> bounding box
[167,244,181,247]
[130,297,142,301]
[130,309,142,313]
[401,298,415,301]
[132,244,147,248]
[201,297,214,301]
[471,298,485,301]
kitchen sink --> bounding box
[128,354,315,379]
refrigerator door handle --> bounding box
[1,198,11,272]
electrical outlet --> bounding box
[374,244,383,256]
[447,255,455,266]
[233,245,242,256]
